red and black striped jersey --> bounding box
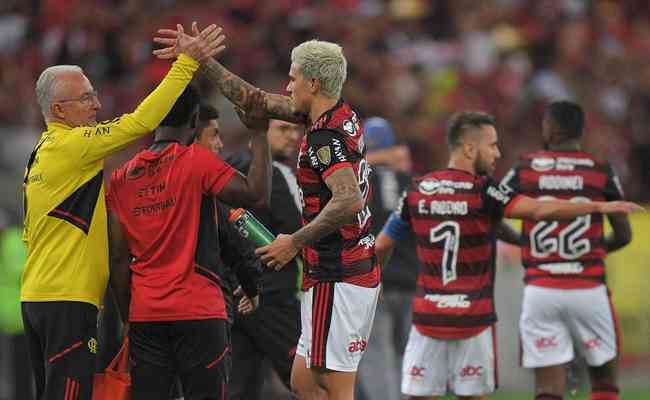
[296,99,379,290]
[499,150,624,289]
[394,169,519,339]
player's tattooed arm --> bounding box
[291,167,363,249]
[199,58,307,123]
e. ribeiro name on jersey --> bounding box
[387,169,519,340]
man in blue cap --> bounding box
[356,117,417,400]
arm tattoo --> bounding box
[199,58,307,124]
[199,58,257,110]
[292,168,362,249]
[265,93,308,123]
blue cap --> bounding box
[364,117,395,151]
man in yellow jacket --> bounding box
[21,23,226,400]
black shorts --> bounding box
[22,301,98,400]
[129,318,230,400]
[229,295,300,400]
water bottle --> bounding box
[228,208,275,247]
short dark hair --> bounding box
[160,85,199,128]
[190,104,220,143]
[198,104,219,122]
[446,111,496,150]
[544,101,584,139]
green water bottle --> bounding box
[228,208,275,247]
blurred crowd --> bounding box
[2,0,650,222]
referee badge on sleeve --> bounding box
[317,146,331,165]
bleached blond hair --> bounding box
[291,39,347,99]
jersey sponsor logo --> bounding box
[418,199,468,216]
[137,183,166,198]
[538,262,584,274]
[83,126,111,138]
[459,365,483,378]
[28,173,42,183]
[556,157,595,170]
[332,138,347,162]
[532,157,555,172]
[342,112,360,136]
[87,337,97,354]
[343,120,355,135]
[584,338,601,350]
[535,336,558,350]
[358,234,375,249]
[613,174,624,197]
[486,186,511,205]
[425,294,471,308]
[395,191,407,216]
[408,365,426,378]
[127,166,145,180]
[316,146,331,165]
[418,179,473,195]
[539,175,584,191]
[499,169,516,194]
[307,147,320,169]
[132,197,176,217]
[348,339,367,353]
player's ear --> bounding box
[51,102,65,120]
[462,139,478,160]
[310,78,320,95]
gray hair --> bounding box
[35,65,84,120]
[290,40,347,99]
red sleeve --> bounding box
[193,144,237,196]
[322,161,353,179]
[503,194,524,218]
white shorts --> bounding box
[520,285,620,368]
[296,281,380,372]
[401,325,497,397]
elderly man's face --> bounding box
[51,71,101,127]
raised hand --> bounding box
[153,22,226,62]
[234,89,270,132]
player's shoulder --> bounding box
[409,169,482,194]
[310,100,362,137]
[521,149,609,172]
[110,156,144,188]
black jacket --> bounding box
[215,201,263,324]
[225,151,302,302]
[369,166,418,293]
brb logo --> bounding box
[584,338,601,350]
[408,366,426,378]
[348,339,367,353]
[459,365,483,378]
[535,336,558,350]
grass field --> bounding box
[438,392,650,400]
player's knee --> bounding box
[290,368,319,399]
[589,360,618,383]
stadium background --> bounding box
[0,0,648,398]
